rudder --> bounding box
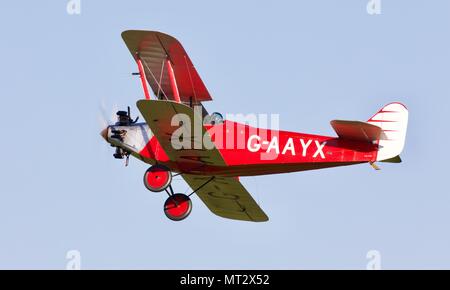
[367,102,408,161]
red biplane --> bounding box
[100,30,408,222]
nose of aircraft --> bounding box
[100,127,108,141]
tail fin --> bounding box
[367,102,408,161]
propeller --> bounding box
[99,100,122,139]
[99,101,137,167]
[98,100,118,129]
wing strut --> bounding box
[166,60,181,103]
[188,176,215,197]
[136,55,151,100]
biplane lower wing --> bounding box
[137,99,268,221]
[136,99,226,166]
[182,174,269,222]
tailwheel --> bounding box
[164,194,192,221]
[143,165,172,192]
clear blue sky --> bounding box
[1,0,449,269]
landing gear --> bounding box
[142,165,215,221]
[143,165,191,221]
[143,165,172,192]
[163,194,192,221]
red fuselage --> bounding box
[136,120,377,176]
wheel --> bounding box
[164,194,192,221]
[143,165,172,192]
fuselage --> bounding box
[103,120,377,177]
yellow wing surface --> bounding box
[182,174,268,222]
[136,99,225,166]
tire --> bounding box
[163,194,192,221]
[143,165,172,192]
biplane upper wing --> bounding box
[122,30,212,104]
[182,174,269,222]
[330,120,387,143]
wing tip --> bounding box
[212,210,269,222]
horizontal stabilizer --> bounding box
[380,155,402,163]
[330,120,386,143]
